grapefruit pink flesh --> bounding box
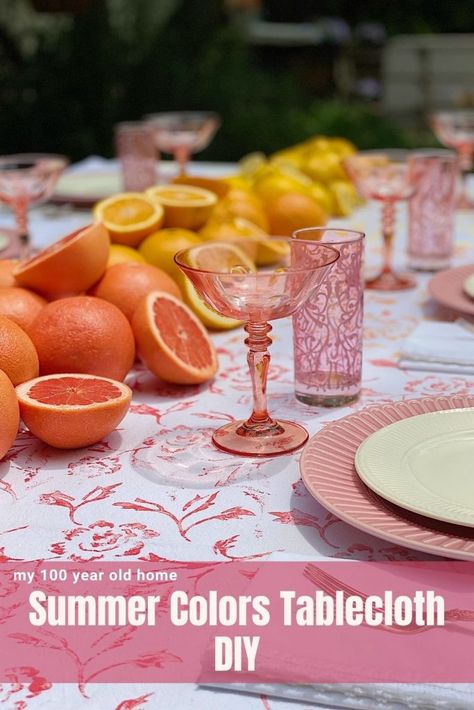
[17,373,131,449]
[132,291,218,385]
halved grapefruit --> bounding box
[132,291,218,385]
[16,373,132,449]
[13,223,109,299]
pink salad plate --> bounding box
[428,264,474,316]
[300,394,474,561]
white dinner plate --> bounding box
[52,171,121,206]
[355,407,474,527]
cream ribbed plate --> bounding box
[355,408,474,527]
[464,274,474,299]
[300,395,474,560]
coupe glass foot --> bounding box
[365,270,416,291]
[212,419,309,457]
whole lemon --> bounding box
[139,228,201,278]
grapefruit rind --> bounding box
[132,291,218,385]
[16,373,132,449]
[0,369,20,460]
[13,223,109,298]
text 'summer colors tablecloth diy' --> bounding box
[0,161,473,709]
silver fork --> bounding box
[304,563,474,635]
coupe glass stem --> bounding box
[236,321,284,437]
[174,146,190,176]
[381,199,396,275]
[13,197,30,258]
[458,148,473,207]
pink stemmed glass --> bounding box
[144,111,221,176]
[0,153,68,258]
[431,110,474,209]
[175,239,339,457]
[344,150,417,291]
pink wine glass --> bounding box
[431,110,474,209]
[0,153,68,258]
[175,239,339,457]
[144,111,221,176]
[344,150,417,291]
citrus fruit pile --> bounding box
[0,219,218,459]
[89,133,360,331]
[238,135,362,218]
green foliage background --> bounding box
[0,0,452,161]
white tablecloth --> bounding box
[1,159,473,709]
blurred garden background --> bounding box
[0,0,473,162]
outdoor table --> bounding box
[0,159,473,708]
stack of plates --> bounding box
[300,395,474,560]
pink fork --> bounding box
[304,563,474,635]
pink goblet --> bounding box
[175,239,339,457]
[0,153,68,258]
[431,110,474,209]
[144,111,220,177]
[344,150,417,291]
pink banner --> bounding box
[0,560,473,690]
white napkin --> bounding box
[399,320,474,374]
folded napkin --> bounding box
[399,320,474,375]
[209,682,474,709]
[202,553,474,708]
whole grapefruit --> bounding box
[28,296,135,381]
[0,369,19,459]
[0,287,46,331]
[0,315,39,386]
[91,262,182,321]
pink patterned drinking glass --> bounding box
[115,121,158,191]
[292,228,365,407]
[407,150,458,271]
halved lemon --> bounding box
[176,271,242,331]
[185,241,256,273]
[93,193,164,247]
[146,185,217,230]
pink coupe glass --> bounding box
[144,111,221,176]
[0,153,68,258]
[344,150,417,291]
[175,239,339,457]
[432,110,474,209]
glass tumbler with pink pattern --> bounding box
[407,150,458,271]
[292,228,365,407]
[115,121,158,191]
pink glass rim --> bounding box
[0,153,68,169]
[174,238,340,277]
[292,227,365,245]
[144,110,221,126]
[410,148,457,163]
